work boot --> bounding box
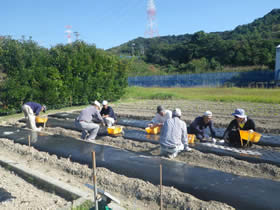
[184,147,192,152]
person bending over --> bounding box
[148,105,172,128]
[75,100,105,142]
[22,102,47,131]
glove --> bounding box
[211,138,216,144]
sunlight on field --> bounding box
[123,86,280,104]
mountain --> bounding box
[108,9,280,74]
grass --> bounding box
[72,200,93,210]
[122,86,280,104]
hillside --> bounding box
[108,9,280,75]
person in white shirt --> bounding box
[148,105,172,128]
[160,108,192,158]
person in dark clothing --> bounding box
[223,108,255,147]
[100,100,116,127]
[189,111,216,143]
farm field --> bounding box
[1,96,280,209]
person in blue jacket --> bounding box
[22,102,47,131]
[189,111,216,143]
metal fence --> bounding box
[128,70,275,87]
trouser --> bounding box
[160,144,184,158]
[103,117,115,127]
[75,119,100,140]
[22,104,38,130]
[228,130,252,147]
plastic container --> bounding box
[107,126,123,135]
[35,116,48,124]
[145,126,161,135]
[188,134,195,144]
[239,130,261,146]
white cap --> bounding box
[93,100,101,109]
[203,111,212,118]
[102,100,108,106]
[172,108,182,117]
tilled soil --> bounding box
[0,165,69,210]
[114,100,280,134]
[0,138,233,210]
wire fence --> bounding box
[128,70,275,87]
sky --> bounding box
[0,0,279,50]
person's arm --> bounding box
[34,105,42,116]
[223,120,235,140]
[108,107,116,120]
[191,118,204,136]
[149,114,160,127]
[95,110,105,124]
[249,118,256,131]
[209,121,216,138]
[181,122,188,146]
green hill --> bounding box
[108,9,280,75]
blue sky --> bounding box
[0,0,279,49]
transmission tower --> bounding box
[145,0,159,38]
[74,31,80,41]
[65,25,72,44]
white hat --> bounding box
[232,108,246,118]
[203,111,212,118]
[102,100,108,106]
[172,108,182,117]
[93,100,101,109]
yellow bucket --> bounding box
[35,116,48,124]
[145,126,161,135]
[239,130,261,143]
[188,134,195,144]
[107,126,123,135]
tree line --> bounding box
[109,9,280,75]
[0,37,128,114]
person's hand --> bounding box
[202,134,210,141]
[148,123,153,128]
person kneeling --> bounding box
[223,108,255,147]
[189,111,217,143]
[101,100,116,127]
[159,108,192,158]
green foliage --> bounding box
[0,38,128,113]
[108,9,280,75]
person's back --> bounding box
[160,117,187,148]
[159,108,191,158]
[77,105,102,123]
